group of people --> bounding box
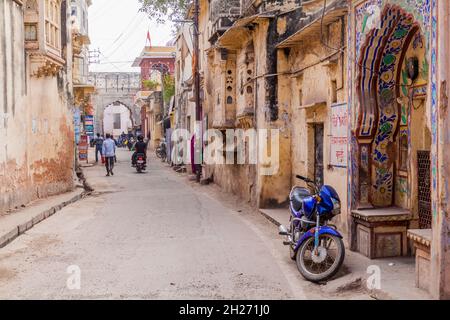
[92,133,148,177]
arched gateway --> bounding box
[88,72,142,136]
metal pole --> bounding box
[193,0,202,182]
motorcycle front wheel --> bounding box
[296,234,345,282]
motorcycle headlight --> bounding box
[331,198,341,215]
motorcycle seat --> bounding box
[290,187,311,212]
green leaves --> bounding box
[162,74,175,103]
[139,0,190,24]
[142,79,159,90]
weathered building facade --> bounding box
[173,20,195,169]
[197,0,347,210]
[173,0,450,299]
[0,0,78,213]
[276,0,349,233]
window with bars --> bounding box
[417,150,432,229]
[45,0,61,50]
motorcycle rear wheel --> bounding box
[296,234,345,282]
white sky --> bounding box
[88,0,175,73]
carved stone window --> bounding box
[25,24,38,41]
[24,0,65,77]
[45,0,61,50]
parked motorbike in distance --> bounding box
[135,153,147,173]
[279,175,345,282]
[156,141,167,162]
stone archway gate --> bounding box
[88,72,142,135]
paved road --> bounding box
[0,149,323,299]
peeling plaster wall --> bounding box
[199,0,259,205]
[200,2,302,208]
[280,18,349,231]
[0,0,75,213]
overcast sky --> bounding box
[88,0,174,73]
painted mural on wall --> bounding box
[355,0,431,60]
[350,0,433,208]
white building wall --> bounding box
[103,104,132,138]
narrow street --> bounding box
[0,149,334,300]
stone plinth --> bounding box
[407,228,432,293]
[352,207,411,259]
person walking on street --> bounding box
[102,133,116,176]
[94,133,104,163]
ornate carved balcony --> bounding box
[209,0,241,44]
[29,53,65,78]
[72,33,90,56]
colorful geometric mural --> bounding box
[351,0,434,208]
[356,0,431,60]
[371,9,418,206]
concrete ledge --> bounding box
[259,208,289,227]
[0,189,87,249]
[0,228,19,249]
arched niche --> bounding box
[355,4,430,209]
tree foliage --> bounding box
[162,74,175,103]
[142,79,159,90]
[138,0,190,24]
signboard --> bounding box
[330,103,348,167]
[74,108,81,144]
[78,134,89,162]
[84,115,95,141]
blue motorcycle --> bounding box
[279,175,345,282]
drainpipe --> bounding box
[194,0,202,182]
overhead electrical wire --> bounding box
[90,2,119,21]
[99,51,124,72]
[102,12,145,56]
[103,21,153,71]
[102,19,146,58]
[104,11,140,50]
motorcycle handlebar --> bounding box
[296,175,319,193]
[296,175,313,183]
